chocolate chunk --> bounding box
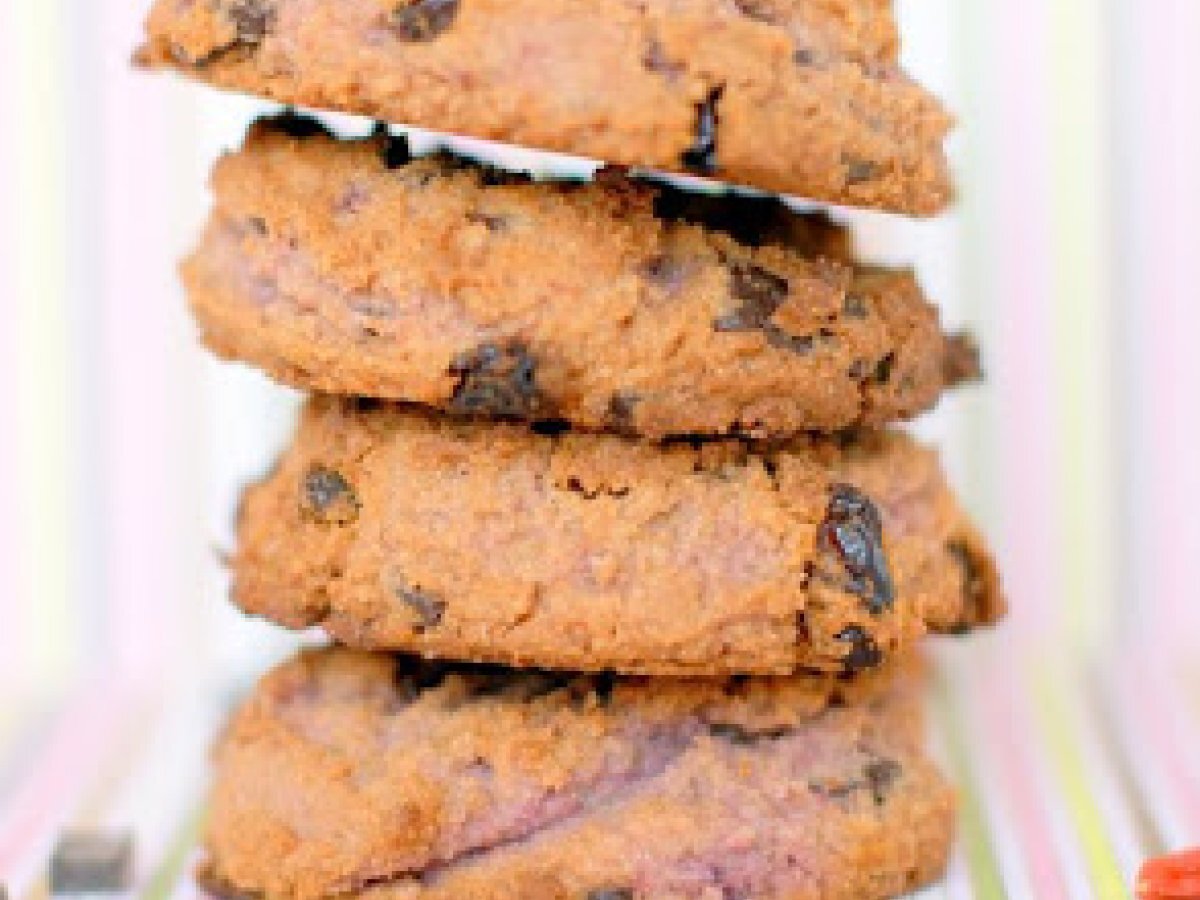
[865,758,902,804]
[681,87,722,173]
[708,723,791,745]
[606,392,641,431]
[227,0,275,44]
[793,47,818,66]
[842,294,869,318]
[465,210,509,232]
[844,157,880,185]
[732,0,778,23]
[815,484,894,615]
[640,254,687,292]
[834,625,882,671]
[396,585,447,632]
[301,466,361,525]
[873,352,896,385]
[49,830,134,894]
[643,40,685,78]
[809,757,901,805]
[716,262,790,331]
[587,890,634,900]
[449,342,545,418]
[943,332,983,386]
[389,0,460,41]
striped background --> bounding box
[1,1,1198,897]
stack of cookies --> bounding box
[137,1,1006,896]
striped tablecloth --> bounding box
[1,639,1194,900]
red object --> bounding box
[1138,848,1200,899]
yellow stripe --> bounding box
[933,672,1007,899]
[1030,666,1128,898]
[1050,0,1115,647]
[11,0,78,685]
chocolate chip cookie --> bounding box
[186,116,977,439]
[233,396,1005,676]
[136,0,954,213]
[200,646,955,900]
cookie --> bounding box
[185,117,977,439]
[200,646,955,900]
[233,396,1005,676]
[136,0,954,214]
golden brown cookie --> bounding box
[200,646,955,900]
[136,0,954,214]
[186,116,976,439]
[233,396,1005,676]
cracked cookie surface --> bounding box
[233,396,1005,676]
[137,0,954,213]
[201,646,955,900]
[185,118,976,439]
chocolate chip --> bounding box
[835,625,882,671]
[708,723,791,745]
[259,110,332,139]
[716,262,790,331]
[844,157,880,185]
[943,332,983,386]
[809,757,902,804]
[587,890,633,900]
[466,210,508,231]
[227,0,275,44]
[640,254,687,292]
[643,40,684,78]
[815,484,894,615]
[732,0,778,23]
[873,352,895,385]
[396,585,446,632]
[606,392,641,430]
[561,476,631,500]
[389,0,459,41]
[793,47,817,66]
[842,294,869,318]
[49,830,134,894]
[449,342,545,418]
[300,466,361,525]
[247,216,268,236]
[765,330,816,355]
[681,87,722,174]
[865,758,902,804]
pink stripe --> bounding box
[977,661,1071,897]
[1126,1,1200,643]
[1113,660,1200,837]
[985,3,1061,639]
[0,679,131,868]
[97,6,198,678]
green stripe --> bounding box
[142,804,207,900]
[1030,668,1129,898]
[933,672,1007,899]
